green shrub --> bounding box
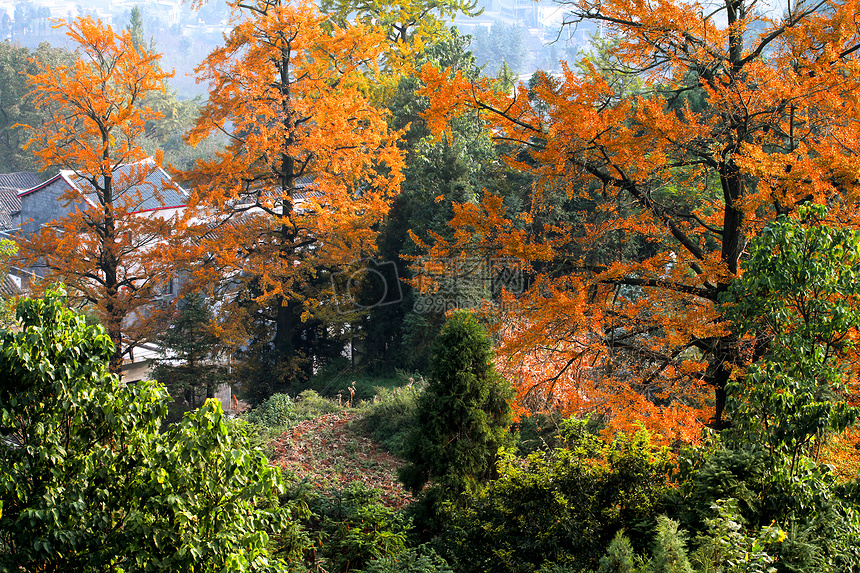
[689,499,778,573]
[669,446,768,533]
[511,410,607,457]
[243,392,298,427]
[511,412,570,455]
[241,390,347,457]
[313,482,411,573]
[441,427,671,573]
[362,384,423,456]
[720,207,860,466]
[536,566,580,573]
[358,545,454,573]
[670,443,860,572]
[294,389,344,417]
[242,390,344,431]
[0,289,298,571]
[241,392,303,454]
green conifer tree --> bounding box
[127,6,147,52]
[651,516,694,573]
[599,531,638,573]
[398,311,513,501]
[151,292,226,411]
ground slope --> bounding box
[268,412,413,508]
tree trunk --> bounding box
[102,170,123,376]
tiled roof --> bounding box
[0,173,37,231]
[0,188,20,230]
[0,273,21,298]
[231,173,318,211]
[0,188,21,213]
[63,159,187,212]
[0,172,42,191]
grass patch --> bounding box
[301,360,414,403]
[360,382,424,457]
[241,389,349,455]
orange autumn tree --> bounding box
[20,17,182,374]
[415,0,860,438]
[184,0,404,396]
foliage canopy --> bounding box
[0,289,297,571]
[722,205,860,467]
[19,17,186,373]
[414,0,860,437]
[185,0,405,395]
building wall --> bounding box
[19,177,82,235]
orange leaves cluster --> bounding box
[411,193,556,264]
[19,18,184,372]
[822,425,860,480]
[186,0,405,308]
[488,289,711,446]
[410,184,719,440]
[411,0,860,437]
[25,17,171,176]
[492,281,713,446]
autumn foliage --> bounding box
[414,0,860,440]
[184,0,405,385]
[320,0,483,92]
[19,17,182,373]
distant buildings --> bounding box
[0,159,188,379]
[0,0,182,44]
[16,159,186,236]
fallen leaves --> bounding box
[268,412,413,508]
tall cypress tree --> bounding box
[127,6,146,52]
[399,311,513,502]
